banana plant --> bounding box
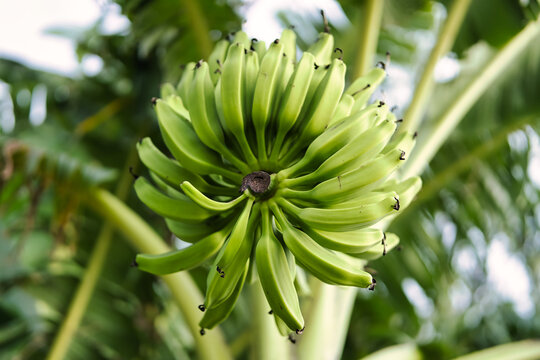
[1,0,539,359]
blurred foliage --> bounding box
[1,0,539,359]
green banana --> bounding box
[199,261,249,330]
[281,148,406,204]
[271,203,374,288]
[345,67,386,112]
[251,38,266,59]
[306,32,334,65]
[180,181,247,211]
[220,42,259,167]
[268,52,316,163]
[155,99,243,182]
[350,232,400,260]
[278,102,390,179]
[135,222,234,275]
[304,227,385,254]
[204,201,257,308]
[256,205,304,332]
[279,28,297,63]
[374,176,422,209]
[277,192,399,232]
[208,39,229,84]
[189,61,250,173]
[284,58,346,160]
[177,62,196,108]
[283,119,397,186]
[331,94,354,125]
[134,177,216,223]
[251,40,284,161]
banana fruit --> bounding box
[133,27,422,336]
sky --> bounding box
[0,0,536,322]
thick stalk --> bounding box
[46,223,114,360]
[250,280,290,360]
[399,0,472,135]
[298,280,358,360]
[179,0,212,58]
[84,187,232,360]
[403,18,540,178]
[353,0,385,78]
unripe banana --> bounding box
[134,177,216,223]
[271,204,374,288]
[177,62,196,108]
[135,222,234,275]
[307,32,334,65]
[135,28,421,334]
[256,205,304,332]
[208,39,229,84]
[252,41,284,161]
[220,42,258,167]
[269,52,316,163]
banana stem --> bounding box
[353,0,385,78]
[249,279,290,360]
[403,17,540,178]
[46,224,114,360]
[297,280,358,360]
[83,187,233,360]
[399,0,473,136]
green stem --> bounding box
[84,187,232,360]
[399,0,473,135]
[47,144,140,360]
[353,0,385,78]
[46,223,114,360]
[250,280,290,360]
[297,279,358,360]
[403,18,540,178]
[179,0,212,58]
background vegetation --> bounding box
[0,0,539,359]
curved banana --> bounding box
[345,67,386,112]
[204,201,258,308]
[199,261,249,330]
[304,227,384,254]
[208,39,229,84]
[251,38,266,59]
[284,119,397,186]
[350,232,400,260]
[243,49,260,129]
[330,93,354,125]
[269,52,316,163]
[271,203,374,288]
[177,62,196,108]
[155,100,243,183]
[306,32,334,65]
[281,148,406,204]
[284,58,346,160]
[180,181,247,211]
[374,176,422,209]
[256,205,304,332]
[134,177,216,223]
[279,28,297,63]
[189,61,250,173]
[251,40,284,161]
[277,192,399,232]
[135,222,234,275]
[232,31,251,49]
[278,102,390,180]
[220,42,259,167]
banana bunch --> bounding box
[133,29,421,336]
